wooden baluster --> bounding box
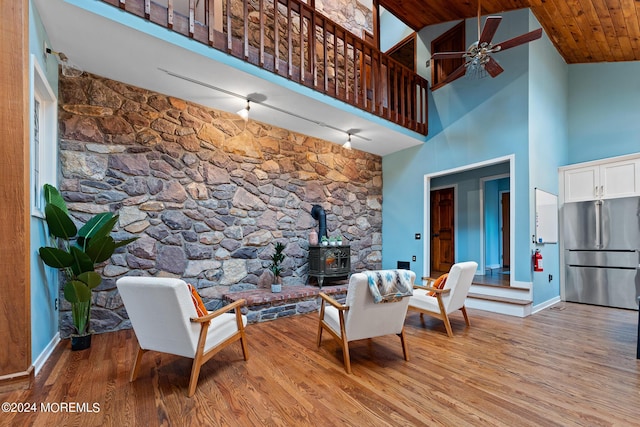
[119,0,125,10]
[287,0,292,78]
[226,0,232,52]
[168,0,174,29]
[322,19,328,92]
[243,0,248,59]
[333,27,339,98]
[259,0,264,66]
[189,0,195,37]
[354,44,360,106]
[393,63,399,123]
[144,0,150,19]
[299,12,305,82]
[274,0,279,72]
[343,32,348,101]
[310,12,316,87]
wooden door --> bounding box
[501,192,510,268]
[430,188,455,273]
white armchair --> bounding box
[408,261,478,337]
[317,269,415,373]
[116,277,249,397]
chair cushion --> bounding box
[188,284,207,317]
[428,274,448,296]
[409,288,441,313]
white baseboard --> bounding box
[33,332,60,376]
[532,296,562,314]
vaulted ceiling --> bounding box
[379,0,640,63]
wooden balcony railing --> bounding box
[100,0,428,135]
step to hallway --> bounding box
[466,283,532,317]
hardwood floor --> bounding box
[2,302,639,426]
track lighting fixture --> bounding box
[237,100,250,121]
[45,47,83,78]
[343,134,352,150]
[159,69,372,148]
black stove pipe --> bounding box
[311,204,327,239]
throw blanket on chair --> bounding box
[365,270,414,303]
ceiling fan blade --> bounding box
[493,28,543,52]
[438,63,467,86]
[484,57,504,77]
[432,51,467,60]
[479,16,502,45]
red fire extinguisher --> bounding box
[533,249,543,272]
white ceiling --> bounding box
[34,0,426,156]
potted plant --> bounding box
[336,235,343,246]
[321,236,329,246]
[38,184,136,350]
[269,242,286,293]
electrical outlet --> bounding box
[412,255,416,262]
[55,298,58,311]
[415,233,421,240]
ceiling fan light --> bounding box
[465,60,487,80]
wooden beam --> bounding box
[0,0,32,392]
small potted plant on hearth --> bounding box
[269,242,286,293]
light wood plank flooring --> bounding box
[2,302,639,426]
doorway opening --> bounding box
[424,155,514,287]
[478,174,510,287]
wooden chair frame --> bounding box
[317,292,409,374]
[410,278,470,338]
[129,298,249,397]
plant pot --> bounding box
[271,283,282,293]
[70,333,92,351]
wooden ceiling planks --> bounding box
[378,0,640,63]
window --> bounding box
[31,55,57,217]
[431,21,465,91]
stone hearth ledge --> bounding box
[222,284,348,324]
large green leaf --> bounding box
[43,184,68,215]
[77,271,102,290]
[44,204,77,240]
[38,247,74,268]
[63,280,92,303]
[85,235,116,264]
[78,212,116,241]
[114,236,139,249]
[70,300,90,335]
[69,246,94,276]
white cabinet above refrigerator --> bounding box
[563,157,640,203]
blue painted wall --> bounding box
[383,10,533,284]
[29,0,60,366]
[379,7,413,52]
[527,11,568,305]
[568,62,640,165]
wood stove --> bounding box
[308,245,350,288]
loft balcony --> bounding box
[98,0,428,137]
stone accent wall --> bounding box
[57,72,382,336]
[315,0,373,38]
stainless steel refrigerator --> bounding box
[563,197,640,310]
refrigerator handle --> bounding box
[595,200,602,249]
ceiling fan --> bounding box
[431,2,543,84]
